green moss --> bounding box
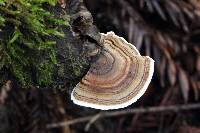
[68,52,88,77]
[61,49,88,78]
[0,0,69,87]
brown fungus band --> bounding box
[71,32,154,110]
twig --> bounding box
[84,112,103,132]
[47,103,200,129]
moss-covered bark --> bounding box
[0,0,101,132]
[0,0,68,87]
[51,0,101,92]
[0,0,101,89]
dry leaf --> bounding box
[178,69,190,102]
[152,0,167,20]
[168,61,177,86]
[197,56,200,72]
[191,80,199,100]
[160,57,167,87]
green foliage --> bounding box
[0,0,69,87]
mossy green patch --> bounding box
[0,0,69,87]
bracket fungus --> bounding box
[71,32,154,110]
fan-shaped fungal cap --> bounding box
[71,32,154,110]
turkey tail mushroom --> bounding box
[71,32,154,110]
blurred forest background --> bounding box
[0,0,200,133]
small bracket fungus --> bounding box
[71,32,154,110]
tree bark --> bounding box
[0,0,101,132]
